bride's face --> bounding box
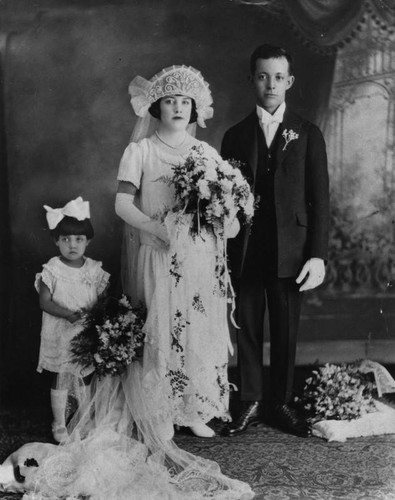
[159,95,192,132]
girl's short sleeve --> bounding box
[85,258,111,296]
[96,268,111,296]
[34,265,55,294]
[117,141,145,189]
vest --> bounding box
[244,125,281,277]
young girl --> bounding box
[35,196,110,443]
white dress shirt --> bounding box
[256,102,286,148]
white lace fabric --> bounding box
[17,363,253,499]
[128,65,213,128]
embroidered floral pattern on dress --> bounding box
[171,310,188,353]
[166,369,190,398]
[170,253,182,286]
[213,255,226,297]
[192,293,206,315]
[216,364,229,400]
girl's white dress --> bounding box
[117,133,233,427]
[35,256,110,374]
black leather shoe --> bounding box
[269,403,310,437]
[221,401,263,437]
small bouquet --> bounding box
[70,295,146,379]
[296,362,377,423]
[160,144,255,235]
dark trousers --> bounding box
[236,272,303,405]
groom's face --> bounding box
[251,56,294,114]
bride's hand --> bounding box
[224,208,240,239]
[149,234,170,251]
[149,220,170,250]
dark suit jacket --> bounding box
[221,108,329,279]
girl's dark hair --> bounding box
[250,44,294,76]
[50,216,94,240]
[149,97,198,124]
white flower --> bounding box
[204,158,219,181]
[232,168,244,184]
[220,178,233,194]
[99,332,110,345]
[209,198,223,218]
[94,353,103,363]
[282,128,299,151]
[119,295,131,308]
[223,195,236,213]
[220,160,233,176]
[244,195,255,217]
[197,179,211,199]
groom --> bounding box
[221,44,329,437]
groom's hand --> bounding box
[296,258,325,291]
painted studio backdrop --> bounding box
[1,0,394,406]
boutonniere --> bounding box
[282,128,299,151]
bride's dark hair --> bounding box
[149,97,198,124]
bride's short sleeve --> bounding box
[117,141,146,189]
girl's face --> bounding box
[56,234,90,267]
[159,95,192,131]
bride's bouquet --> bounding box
[70,295,146,378]
[296,362,377,423]
[160,144,255,235]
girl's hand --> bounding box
[67,311,83,324]
[39,280,84,322]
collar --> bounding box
[256,102,286,125]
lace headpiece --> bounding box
[129,65,213,128]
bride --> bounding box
[0,65,255,500]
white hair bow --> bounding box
[44,196,90,230]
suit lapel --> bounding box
[242,112,259,186]
[275,109,303,167]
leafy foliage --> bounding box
[70,295,146,379]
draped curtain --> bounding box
[241,0,395,52]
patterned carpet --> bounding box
[1,405,395,500]
[177,422,395,500]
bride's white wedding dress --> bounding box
[0,136,254,499]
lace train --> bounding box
[6,364,254,499]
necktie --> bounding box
[261,116,281,148]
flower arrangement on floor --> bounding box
[159,144,255,235]
[295,361,395,442]
[70,295,146,379]
[296,362,378,424]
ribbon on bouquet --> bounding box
[215,230,238,357]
